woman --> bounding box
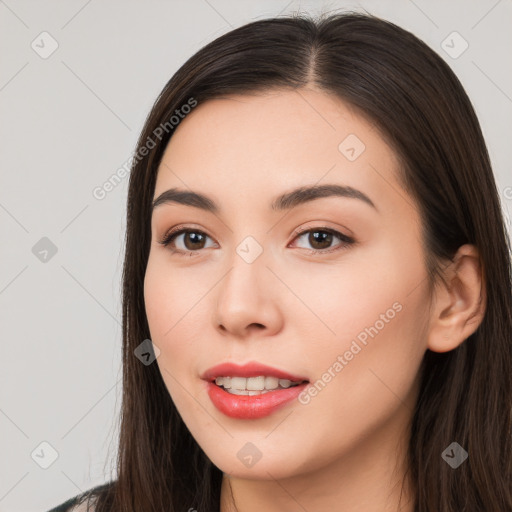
[47,9,512,512]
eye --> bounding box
[158,225,355,256]
[158,227,216,255]
[290,227,354,255]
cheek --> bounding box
[143,254,205,340]
[144,258,203,416]
[283,249,406,342]
[143,254,213,376]
[296,242,429,416]
[289,237,429,377]
[144,258,190,381]
[144,259,172,337]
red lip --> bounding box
[201,361,310,419]
[205,381,309,419]
[201,361,308,382]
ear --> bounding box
[427,244,486,353]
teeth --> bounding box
[265,376,279,389]
[230,377,247,390]
[214,375,303,392]
[227,388,272,396]
[246,376,265,390]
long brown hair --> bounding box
[88,10,512,511]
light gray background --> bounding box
[1,1,511,510]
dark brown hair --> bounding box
[89,9,512,512]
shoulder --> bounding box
[46,481,115,512]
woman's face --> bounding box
[144,88,431,481]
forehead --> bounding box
[154,88,405,214]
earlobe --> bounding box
[427,244,486,353]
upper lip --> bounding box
[201,361,309,383]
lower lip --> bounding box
[205,381,309,419]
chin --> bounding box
[201,442,313,481]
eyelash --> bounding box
[158,225,355,257]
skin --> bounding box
[143,87,486,512]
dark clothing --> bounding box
[46,482,114,512]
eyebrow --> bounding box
[151,184,377,213]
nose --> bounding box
[214,251,283,339]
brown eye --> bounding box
[292,228,354,254]
[158,226,354,257]
[307,230,333,250]
[159,229,215,253]
[181,231,207,250]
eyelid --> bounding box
[158,223,213,242]
[290,223,352,239]
[157,224,218,251]
[288,225,355,253]
[158,223,355,255]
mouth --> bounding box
[205,377,310,419]
[201,361,310,417]
[211,375,309,396]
